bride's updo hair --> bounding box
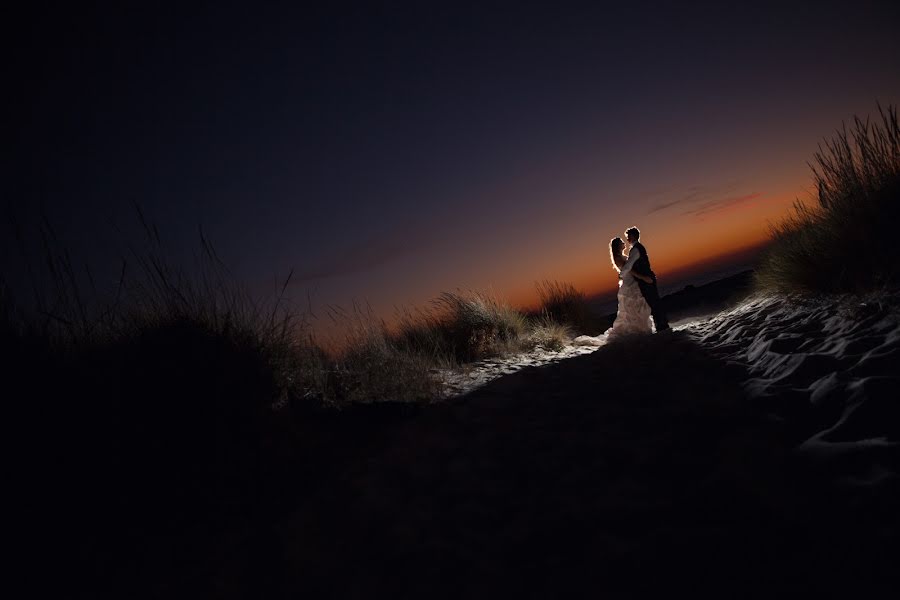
[609,237,625,271]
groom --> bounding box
[621,226,670,332]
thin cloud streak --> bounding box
[683,192,764,218]
[293,228,433,283]
[646,181,742,214]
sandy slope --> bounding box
[438,342,602,397]
[130,291,898,597]
[244,293,899,598]
[692,292,900,483]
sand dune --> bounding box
[446,289,900,480]
[268,291,899,596]
[110,288,898,596]
[692,292,900,484]
[438,342,602,397]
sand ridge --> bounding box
[270,293,899,596]
[691,292,900,484]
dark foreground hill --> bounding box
[64,300,894,598]
[18,276,899,598]
[266,327,896,598]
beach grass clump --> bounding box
[394,284,588,363]
[396,290,528,363]
[326,305,442,404]
[6,213,592,422]
[3,215,589,592]
[756,104,900,293]
[535,280,590,331]
[525,315,573,351]
[5,208,601,429]
[0,224,343,587]
[435,290,528,360]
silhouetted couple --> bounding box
[606,226,670,338]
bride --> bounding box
[574,237,654,346]
[605,236,653,339]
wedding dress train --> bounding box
[574,272,652,346]
[605,272,653,339]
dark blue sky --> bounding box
[9,1,900,316]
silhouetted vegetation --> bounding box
[326,304,443,404]
[395,290,528,363]
[524,315,573,351]
[2,209,600,595]
[394,283,591,365]
[3,215,589,411]
[535,279,590,331]
[756,104,900,293]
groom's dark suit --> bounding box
[630,241,670,332]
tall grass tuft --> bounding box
[2,216,337,593]
[434,290,528,360]
[535,280,590,331]
[525,315,573,352]
[325,304,442,405]
[756,103,900,293]
[4,211,592,594]
[395,290,528,363]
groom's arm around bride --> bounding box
[619,240,654,284]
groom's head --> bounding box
[625,226,640,245]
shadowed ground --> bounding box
[194,329,896,598]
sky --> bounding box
[8,1,900,321]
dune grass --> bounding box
[394,283,590,364]
[5,239,588,586]
[756,103,900,294]
[535,280,590,331]
[524,315,573,352]
[323,303,443,405]
[3,218,590,564]
[2,223,328,589]
[395,290,528,363]
[4,214,590,414]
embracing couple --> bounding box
[605,226,670,339]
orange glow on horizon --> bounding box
[309,173,812,338]
[505,187,800,309]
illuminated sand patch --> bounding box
[437,319,704,398]
[439,291,899,485]
[437,342,603,398]
[688,292,900,480]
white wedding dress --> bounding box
[605,270,653,340]
[574,257,653,347]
